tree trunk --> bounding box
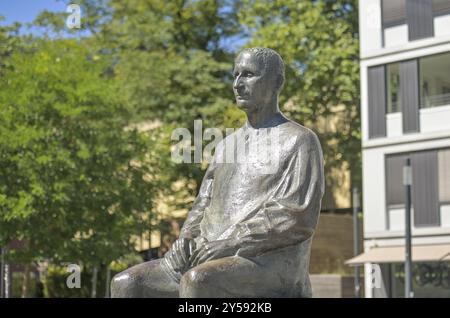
[0,248,4,298]
[91,266,98,298]
[4,263,10,298]
[104,266,111,298]
[21,263,31,298]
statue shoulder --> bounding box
[283,120,321,149]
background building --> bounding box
[350,0,450,297]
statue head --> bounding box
[233,47,285,113]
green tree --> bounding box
[0,38,155,282]
[0,17,22,76]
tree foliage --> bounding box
[0,38,155,266]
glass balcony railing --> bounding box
[420,92,450,109]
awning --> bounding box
[345,244,450,266]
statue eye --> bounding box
[233,71,254,78]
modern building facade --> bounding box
[350,0,450,297]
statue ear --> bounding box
[275,74,284,93]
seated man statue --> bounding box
[111,47,324,298]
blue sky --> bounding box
[0,0,246,50]
[0,0,67,25]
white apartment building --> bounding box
[347,0,450,297]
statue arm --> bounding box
[163,158,216,277]
[179,159,216,240]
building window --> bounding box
[386,154,408,207]
[386,148,448,228]
[420,52,450,108]
[390,263,450,298]
[387,63,401,113]
[438,148,450,203]
[382,0,407,47]
[432,0,450,16]
[382,0,450,27]
[382,0,449,45]
[382,0,406,28]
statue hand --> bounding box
[189,239,238,267]
[165,238,192,273]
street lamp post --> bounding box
[352,187,361,298]
[403,158,413,298]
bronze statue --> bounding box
[111,47,324,298]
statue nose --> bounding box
[233,76,244,90]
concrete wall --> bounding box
[384,25,408,49]
[435,14,450,38]
[359,0,382,57]
[310,274,359,298]
[310,214,357,275]
[421,105,450,134]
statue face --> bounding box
[233,52,277,113]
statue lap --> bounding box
[110,243,311,298]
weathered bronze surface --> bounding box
[111,48,324,298]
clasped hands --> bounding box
[165,237,238,274]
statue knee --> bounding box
[179,267,213,297]
[110,271,139,298]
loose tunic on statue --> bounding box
[163,119,324,297]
